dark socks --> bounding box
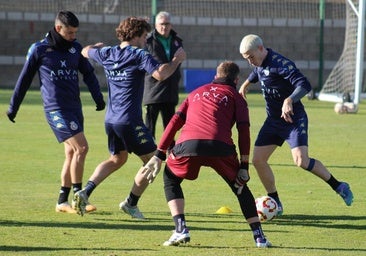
[268,191,280,202]
[327,175,341,191]
[126,192,140,207]
[250,222,265,240]
[173,214,187,233]
[72,183,82,194]
[57,186,71,204]
[84,181,97,197]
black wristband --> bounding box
[240,162,249,170]
[155,150,166,161]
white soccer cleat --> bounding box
[55,202,77,214]
[163,229,190,246]
[255,237,272,248]
[119,200,145,220]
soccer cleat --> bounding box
[336,182,353,206]
[255,237,272,248]
[73,190,88,216]
[85,204,97,213]
[72,200,97,214]
[55,202,77,213]
[276,200,283,216]
[119,200,145,220]
[163,229,191,246]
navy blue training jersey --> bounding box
[247,48,312,119]
[9,36,104,113]
[88,45,160,124]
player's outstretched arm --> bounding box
[239,79,251,98]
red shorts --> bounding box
[166,154,239,181]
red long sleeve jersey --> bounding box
[158,83,250,157]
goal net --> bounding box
[318,0,365,104]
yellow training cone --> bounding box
[215,206,233,214]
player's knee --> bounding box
[73,144,89,159]
[251,156,263,168]
[300,158,315,171]
[80,144,89,156]
[293,155,306,168]
[110,153,127,168]
[163,166,184,201]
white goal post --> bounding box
[318,0,365,105]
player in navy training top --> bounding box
[142,61,272,248]
[73,16,186,217]
[238,34,353,214]
[6,11,105,214]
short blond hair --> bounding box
[239,34,263,54]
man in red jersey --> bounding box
[143,61,272,248]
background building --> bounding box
[0,0,351,93]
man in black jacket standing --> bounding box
[143,11,183,140]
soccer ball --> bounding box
[334,102,358,114]
[255,196,278,222]
[344,102,358,113]
[334,103,347,114]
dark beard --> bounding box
[46,27,74,51]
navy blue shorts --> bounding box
[105,122,156,156]
[255,115,308,149]
[45,109,84,143]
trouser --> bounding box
[145,103,176,138]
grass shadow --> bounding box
[1,212,364,232]
[275,214,366,230]
[0,245,153,253]
[270,163,366,169]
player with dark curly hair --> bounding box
[73,17,186,218]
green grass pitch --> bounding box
[0,88,365,256]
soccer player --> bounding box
[143,61,272,248]
[6,11,105,214]
[238,34,353,215]
[143,11,183,143]
[73,16,186,217]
